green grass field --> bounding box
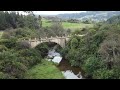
[42,18,94,30]
[0,31,3,39]
[62,22,93,30]
[42,18,52,27]
[24,60,64,79]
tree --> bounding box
[39,15,42,28]
[50,22,65,36]
[70,38,78,49]
[66,29,71,35]
[0,11,8,30]
[35,43,49,58]
[17,14,25,28]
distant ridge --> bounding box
[57,11,120,21]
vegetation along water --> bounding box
[0,11,120,79]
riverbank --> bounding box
[57,58,83,79]
[24,47,84,79]
[24,60,64,79]
[47,49,83,79]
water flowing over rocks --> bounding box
[47,49,83,79]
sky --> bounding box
[33,11,86,15]
[15,11,86,16]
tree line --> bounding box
[0,11,42,30]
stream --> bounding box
[47,49,83,79]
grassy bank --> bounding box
[24,60,64,79]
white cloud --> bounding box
[33,11,86,15]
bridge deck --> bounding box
[22,34,86,48]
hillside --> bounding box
[106,15,120,24]
[57,11,120,21]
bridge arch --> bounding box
[34,41,63,49]
[28,37,68,48]
[25,34,85,48]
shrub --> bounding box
[0,38,17,49]
[1,61,27,78]
[0,50,27,78]
[70,38,78,49]
[35,43,49,58]
[60,46,69,58]
[0,45,8,52]
[15,28,38,39]
[98,33,120,69]
[72,29,81,35]
[0,72,8,79]
[16,57,29,68]
[1,32,11,39]
[16,41,31,50]
[18,49,42,68]
[82,56,105,78]
[0,72,15,79]
[66,49,81,66]
[0,39,8,44]
[112,67,120,79]
[93,68,114,79]
[19,49,40,57]
[50,22,65,36]
[2,28,38,39]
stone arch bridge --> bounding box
[22,34,85,48]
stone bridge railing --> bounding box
[22,34,86,48]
